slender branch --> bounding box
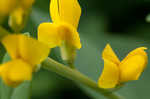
[42,58,123,99]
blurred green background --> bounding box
[3,0,150,99]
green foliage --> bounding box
[11,82,31,99]
[0,80,13,99]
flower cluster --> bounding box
[0,0,148,91]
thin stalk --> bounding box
[42,58,123,99]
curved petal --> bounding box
[121,47,147,67]
[50,0,60,23]
[9,7,25,32]
[98,59,119,89]
[0,59,32,87]
[70,31,81,49]
[102,44,120,65]
[119,54,148,82]
[50,0,81,28]
[58,23,81,49]
[2,34,50,66]
[38,22,62,48]
[19,34,50,66]
[10,7,24,26]
[2,34,20,59]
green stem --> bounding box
[67,61,75,69]
[42,58,123,99]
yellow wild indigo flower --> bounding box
[98,44,148,89]
[38,0,81,65]
[9,0,35,32]
[0,34,50,87]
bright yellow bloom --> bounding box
[98,44,148,89]
[38,0,81,49]
[0,34,50,87]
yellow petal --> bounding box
[2,34,50,66]
[98,59,119,88]
[50,0,60,23]
[119,48,148,82]
[19,34,50,66]
[21,0,35,9]
[50,0,81,28]
[2,34,20,59]
[0,0,18,15]
[121,47,147,67]
[102,44,120,65]
[57,23,81,49]
[9,7,25,32]
[14,7,24,25]
[38,22,62,48]
[0,59,32,87]
[70,31,81,49]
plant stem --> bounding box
[67,61,75,69]
[42,58,123,99]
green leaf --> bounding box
[0,80,14,99]
[11,82,31,99]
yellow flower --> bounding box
[98,44,148,89]
[0,34,50,87]
[9,0,35,32]
[38,0,82,49]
